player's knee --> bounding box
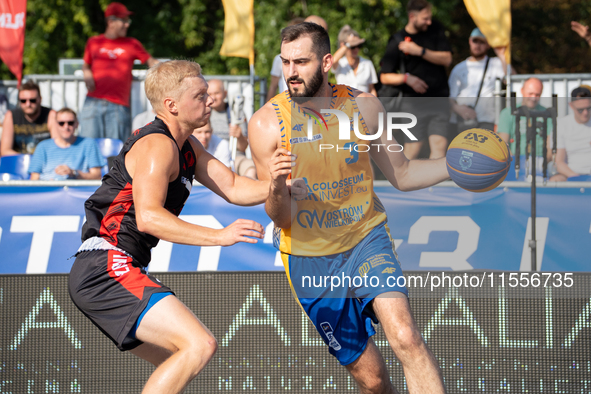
[391,324,424,356]
[200,335,218,361]
[184,334,218,371]
[355,370,391,394]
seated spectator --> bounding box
[495,77,552,160]
[449,28,510,133]
[192,120,231,167]
[208,79,257,179]
[1,80,56,156]
[550,86,591,181]
[331,25,378,95]
[132,108,156,131]
[29,108,104,180]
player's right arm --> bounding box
[129,134,263,246]
[249,103,295,229]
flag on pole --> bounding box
[0,0,27,85]
[464,0,511,64]
[219,0,255,65]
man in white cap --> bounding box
[448,27,511,134]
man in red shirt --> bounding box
[79,2,158,142]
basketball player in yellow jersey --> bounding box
[250,22,449,393]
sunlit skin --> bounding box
[280,36,332,100]
[105,16,130,39]
[18,90,42,119]
[469,37,489,60]
[54,113,78,146]
[569,97,591,124]
[410,7,432,32]
[193,122,213,149]
[520,78,543,109]
[170,77,213,133]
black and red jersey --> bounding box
[81,118,197,267]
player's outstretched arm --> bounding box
[189,136,268,206]
[248,104,296,229]
[130,134,264,246]
[356,93,450,191]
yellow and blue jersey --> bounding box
[270,84,387,256]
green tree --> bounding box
[1,0,589,82]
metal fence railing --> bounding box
[494,73,591,121]
[0,74,267,122]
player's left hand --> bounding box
[289,177,308,200]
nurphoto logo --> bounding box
[307,109,419,153]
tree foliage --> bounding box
[0,0,589,81]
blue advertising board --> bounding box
[0,183,589,274]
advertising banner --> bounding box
[0,183,588,274]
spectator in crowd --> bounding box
[29,108,104,180]
[79,2,158,142]
[379,0,453,159]
[266,15,327,102]
[132,107,156,131]
[192,120,231,168]
[495,77,552,159]
[550,86,591,181]
[449,28,510,133]
[207,79,257,179]
[1,80,56,156]
[571,21,591,47]
[331,25,378,96]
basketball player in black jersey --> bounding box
[69,60,296,394]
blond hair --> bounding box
[56,107,77,120]
[145,60,203,112]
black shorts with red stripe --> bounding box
[68,249,173,351]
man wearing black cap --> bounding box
[551,86,591,181]
[79,2,158,142]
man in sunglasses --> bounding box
[0,80,57,156]
[551,86,591,181]
[79,2,158,142]
[29,108,104,180]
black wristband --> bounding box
[421,47,426,57]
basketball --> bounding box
[446,128,512,192]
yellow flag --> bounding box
[464,0,511,64]
[219,0,255,65]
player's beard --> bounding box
[287,64,324,102]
